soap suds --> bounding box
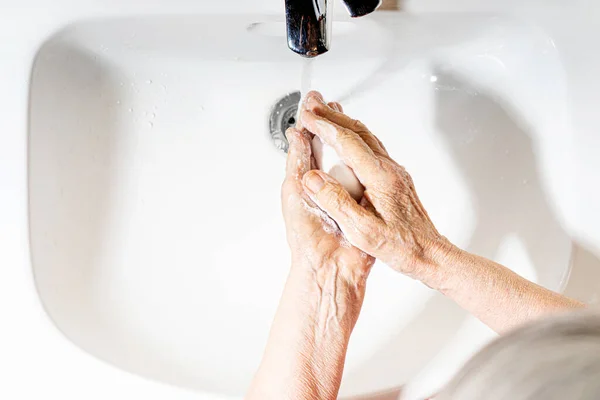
[302,199,351,248]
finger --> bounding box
[360,194,377,215]
[305,92,366,131]
[286,127,311,180]
[328,101,343,113]
[302,170,380,247]
[300,108,381,185]
[304,90,325,104]
[310,154,318,171]
[305,93,388,156]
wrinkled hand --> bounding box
[298,91,451,284]
[282,102,374,284]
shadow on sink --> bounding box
[432,70,571,288]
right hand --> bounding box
[299,91,454,285]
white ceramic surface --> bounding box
[3,1,600,400]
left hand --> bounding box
[282,102,375,284]
[246,102,376,400]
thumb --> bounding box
[302,170,377,244]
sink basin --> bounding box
[29,14,574,399]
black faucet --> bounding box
[285,0,381,57]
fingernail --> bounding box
[303,172,325,194]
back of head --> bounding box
[438,311,600,400]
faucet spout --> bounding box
[285,0,331,58]
[341,0,382,17]
[285,0,382,58]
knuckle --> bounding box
[336,128,357,147]
[321,183,344,201]
[391,165,415,190]
[366,228,388,252]
[313,102,330,115]
[388,172,405,188]
[364,158,390,182]
[320,184,347,210]
[386,162,406,180]
[351,118,367,132]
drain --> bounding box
[269,91,301,153]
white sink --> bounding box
[29,14,574,399]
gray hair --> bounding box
[438,311,600,400]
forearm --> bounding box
[426,241,585,333]
[246,260,367,400]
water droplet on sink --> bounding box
[116,100,121,105]
[430,75,438,83]
[199,106,205,112]
[522,179,529,185]
[128,108,133,113]
[148,122,154,128]
[147,79,153,84]
[150,112,156,119]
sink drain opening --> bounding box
[269,91,301,153]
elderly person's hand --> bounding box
[249,90,585,400]
[299,90,584,334]
[283,122,375,282]
[299,91,448,285]
[247,102,374,400]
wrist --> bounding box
[289,258,368,332]
[250,259,362,400]
[291,255,370,291]
[416,237,463,291]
